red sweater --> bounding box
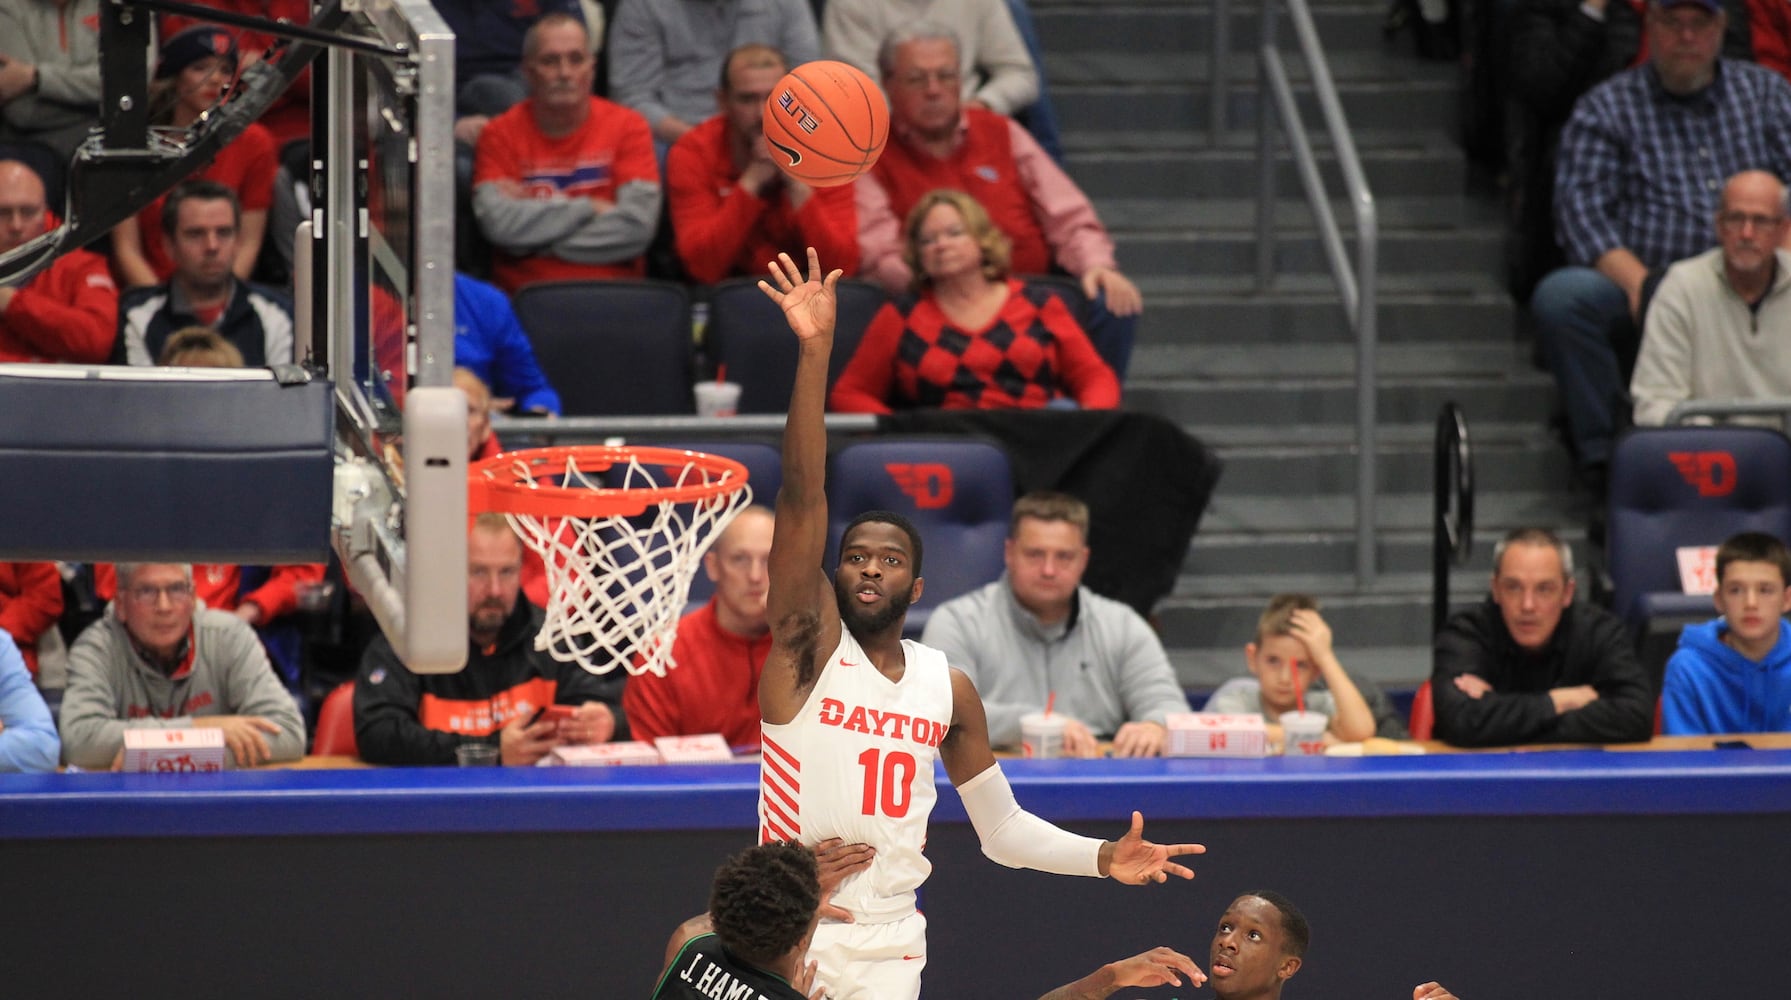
[0,562,63,676]
[829,279,1120,414]
[0,248,118,363]
[474,96,659,291]
[622,599,772,748]
[666,115,859,284]
[869,108,1052,275]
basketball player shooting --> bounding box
[755,249,1207,1000]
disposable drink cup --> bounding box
[1020,712,1067,759]
[694,381,742,418]
[1280,710,1328,756]
[455,743,500,767]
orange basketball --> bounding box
[761,60,889,187]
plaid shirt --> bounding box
[1555,60,1791,269]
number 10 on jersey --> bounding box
[858,748,917,817]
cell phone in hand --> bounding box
[529,704,576,726]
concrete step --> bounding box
[1135,294,1518,346]
[1069,143,1466,200]
[1048,49,1455,88]
[1126,373,1554,426]
[1098,194,1499,233]
[1131,342,1527,380]
[1052,79,1456,135]
[1181,524,1591,578]
[1034,1,1403,56]
[1191,489,1579,535]
[1116,226,1501,279]
[1209,435,1570,494]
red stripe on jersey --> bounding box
[760,732,801,841]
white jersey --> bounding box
[759,625,955,923]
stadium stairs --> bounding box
[1034,0,1587,694]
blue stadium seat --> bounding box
[702,277,887,413]
[512,280,693,415]
[1606,426,1791,642]
[826,437,1015,636]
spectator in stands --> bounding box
[858,24,1141,377]
[0,631,57,772]
[831,188,1118,413]
[437,0,591,137]
[1631,170,1791,427]
[157,325,242,367]
[920,491,1184,757]
[354,513,628,766]
[456,366,502,462]
[1432,527,1653,747]
[825,0,1037,121]
[473,12,660,292]
[115,180,295,366]
[60,562,306,769]
[1203,594,1377,748]
[0,159,118,363]
[667,44,858,284]
[1040,891,1459,1000]
[454,271,562,415]
[1532,0,1791,491]
[1503,0,1759,300]
[1661,531,1791,734]
[609,0,818,154]
[0,560,63,680]
[624,505,774,748]
[0,0,108,160]
[156,1,315,147]
[109,27,278,290]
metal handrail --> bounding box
[1251,0,1380,587]
[1432,403,1474,639]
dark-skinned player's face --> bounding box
[833,521,920,636]
[1209,896,1301,999]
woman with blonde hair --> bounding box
[829,188,1118,413]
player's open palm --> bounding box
[1110,946,1206,989]
[759,248,841,342]
[1105,811,1205,885]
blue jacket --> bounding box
[1661,618,1791,735]
[454,273,562,415]
[0,631,59,772]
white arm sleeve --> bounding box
[956,763,1104,877]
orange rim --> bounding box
[469,445,750,519]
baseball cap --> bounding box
[1656,0,1722,12]
[156,26,239,81]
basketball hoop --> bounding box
[470,445,752,677]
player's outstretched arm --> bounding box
[759,249,846,725]
[943,669,1202,881]
[1037,947,1206,1000]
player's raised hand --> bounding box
[759,248,842,342]
[1413,983,1459,1000]
[1100,811,1206,885]
[1108,947,1206,989]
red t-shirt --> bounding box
[132,122,278,282]
[621,599,772,748]
[473,97,659,291]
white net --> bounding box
[491,448,752,676]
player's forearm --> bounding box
[781,334,834,506]
[1036,966,1121,1000]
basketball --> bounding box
[762,60,889,187]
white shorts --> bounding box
[809,911,927,1000]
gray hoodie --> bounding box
[59,605,305,769]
